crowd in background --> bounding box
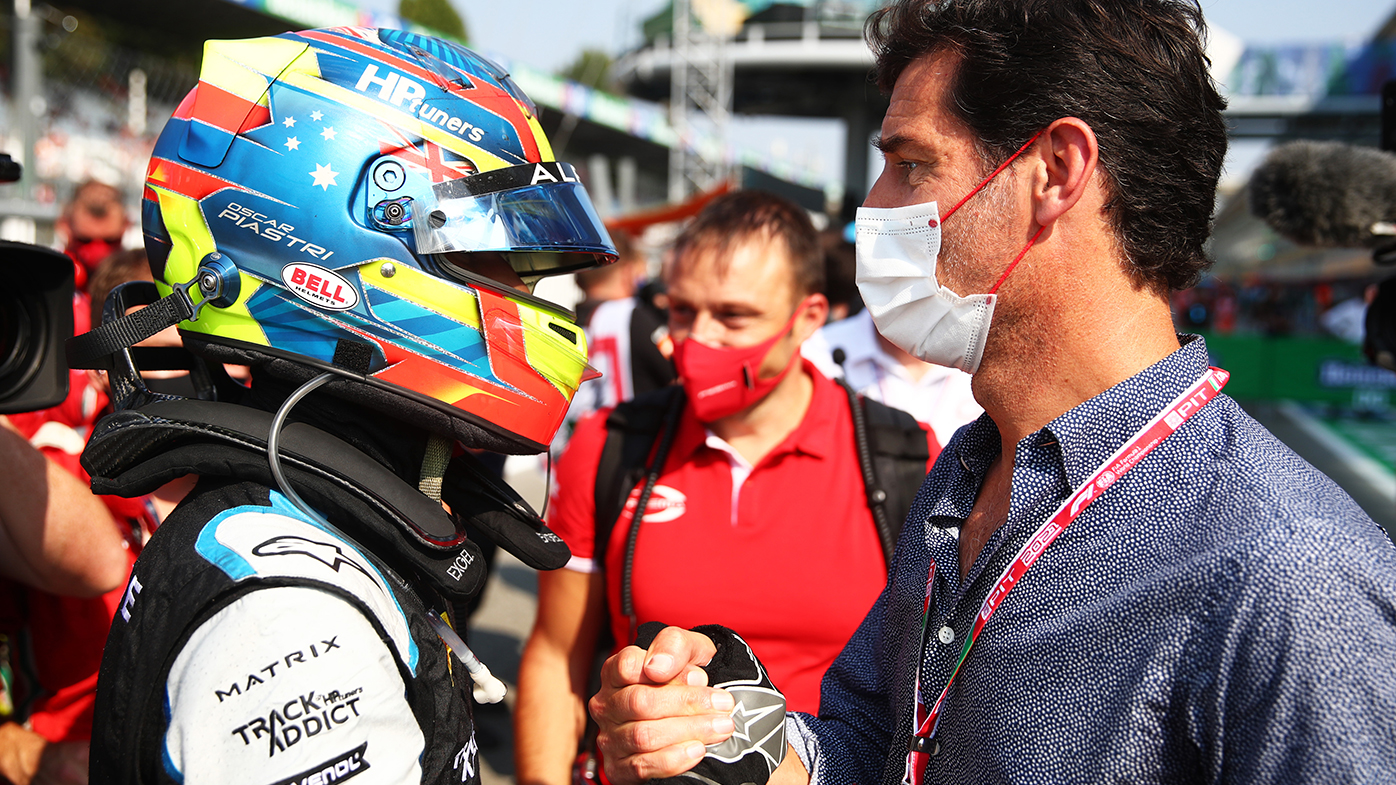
[1171,275,1383,340]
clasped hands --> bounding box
[588,625,734,783]
[588,625,808,785]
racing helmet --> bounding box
[141,27,615,453]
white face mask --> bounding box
[854,131,1046,375]
[855,200,995,374]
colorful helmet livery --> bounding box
[143,28,616,453]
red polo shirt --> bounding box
[549,361,938,712]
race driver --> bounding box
[69,27,615,785]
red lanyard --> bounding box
[903,367,1230,785]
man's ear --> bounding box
[793,293,829,344]
[1032,117,1099,228]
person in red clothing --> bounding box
[0,250,178,785]
[58,181,129,296]
[514,191,938,785]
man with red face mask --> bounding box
[515,190,938,785]
[57,181,128,296]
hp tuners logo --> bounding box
[354,65,486,143]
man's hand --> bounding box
[0,723,89,785]
[590,626,736,784]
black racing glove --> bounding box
[634,622,787,785]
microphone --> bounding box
[1248,140,1396,249]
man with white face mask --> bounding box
[515,190,936,785]
[587,1,1396,784]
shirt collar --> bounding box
[1043,334,1212,491]
[914,334,1213,524]
[918,412,1000,523]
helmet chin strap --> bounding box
[413,439,509,703]
[68,253,242,369]
[418,435,453,502]
[265,374,506,704]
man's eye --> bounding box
[897,160,927,179]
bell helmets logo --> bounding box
[623,485,686,523]
[282,263,358,311]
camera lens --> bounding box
[0,242,72,414]
[0,286,43,401]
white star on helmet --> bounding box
[310,163,339,190]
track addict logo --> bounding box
[231,685,365,757]
[271,743,370,785]
[214,635,344,703]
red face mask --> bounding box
[67,236,121,275]
[671,300,808,423]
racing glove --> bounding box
[635,622,787,785]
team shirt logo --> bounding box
[269,742,370,785]
[624,485,687,523]
[254,537,374,579]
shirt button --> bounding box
[937,626,955,645]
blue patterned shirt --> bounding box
[787,336,1396,784]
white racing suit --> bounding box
[85,399,568,785]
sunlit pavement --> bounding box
[465,456,550,785]
[1313,410,1396,476]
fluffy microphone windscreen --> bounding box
[1248,140,1396,248]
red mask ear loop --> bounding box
[935,129,1046,227]
[988,224,1046,295]
[740,294,817,386]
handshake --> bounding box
[590,623,804,785]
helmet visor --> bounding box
[412,161,617,279]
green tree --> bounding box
[398,0,469,42]
[559,48,614,92]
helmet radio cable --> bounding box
[266,372,507,703]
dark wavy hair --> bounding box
[867,0,1228,293]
